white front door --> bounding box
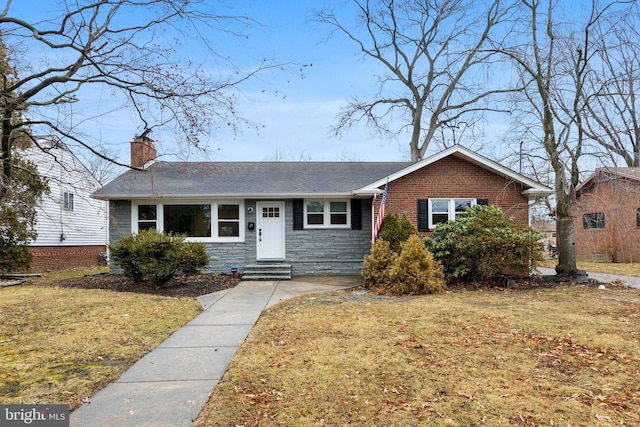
[256,201,285,260]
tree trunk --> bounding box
[553,172,578,277]
[555,215,577,277]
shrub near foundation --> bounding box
[109,229,209,285]
[363,235,445,295]
[389,235,445,294]
[425,205,544,282]
[376,213,417,253]
[362,239,397,289]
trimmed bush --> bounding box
[362,239,397,289]
[424,205,544,282]
[362,235,445,295]
[377,213,417,254]
[389,235,445,295]
[109,229,209,285]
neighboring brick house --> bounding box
[22,137,108,270]
[572,168,640,263]
[94,140,552,278]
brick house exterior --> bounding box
[95,144,551,276]
[572,168,640,263]
[373,154,531,234]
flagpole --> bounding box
[373,178,389,242]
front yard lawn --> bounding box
[195,283,640,426]
[0,270,206,409]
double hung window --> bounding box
[428,198,475,229]
[63,192,74,210]
[304,200,350,228]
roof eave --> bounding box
[92,192,373,201]
[356,145,553,193]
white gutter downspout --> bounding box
[371,193,378,243]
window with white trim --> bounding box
[63,192,74,210]
[428,198,475,229]
[133,201,244,241]
[304,200,350,228]
[137,205,157,230]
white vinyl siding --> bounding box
[25,140,107,247]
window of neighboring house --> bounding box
[428,198,475,229]
[304,200,350,228]
[583,212,605,229]
[134,201,243,241]
[63,192,74,210]
[637,208,640,227]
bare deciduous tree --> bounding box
[499,0,617,276]
[583,3,640,167]
[0,0,280,202]
[315,0,518,162]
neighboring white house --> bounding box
[21,137,108,270]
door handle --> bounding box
[259,229,262,242]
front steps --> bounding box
[242,262,292,281]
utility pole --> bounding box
[519,141,523,174]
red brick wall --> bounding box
[572,178,640,262]
[130,136,157,168]
[375,155,530,235]
[28,245,107,272]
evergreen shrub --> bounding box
[109,229,209,285]
[363,235,445,295]
[424,205,544,282]
[362,239,397,289]
[376,213,417,253]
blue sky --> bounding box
[11,0,413,165]
[12,0,618,173]
[201,0,413,162]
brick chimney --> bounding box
[131,134,157,168]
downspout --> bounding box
[371,193,377,243]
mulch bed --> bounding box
[29,271,631,299]
[444,274,632,292]
[36,273,242,298]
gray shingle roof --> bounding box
[94,161,411,200]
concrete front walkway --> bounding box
[70,277,360,427]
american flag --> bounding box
[373,180,388,241]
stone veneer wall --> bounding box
[107,199,372,276]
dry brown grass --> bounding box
[196,285,640,426]
[540,259,640,276]
[0,278,201,409]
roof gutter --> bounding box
[92,191,376,201]
[522,188,554,197]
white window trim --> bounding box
[132,200,245,242]
[428,198,476,229]
[303,199,351,229]
[63,191,74,210]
